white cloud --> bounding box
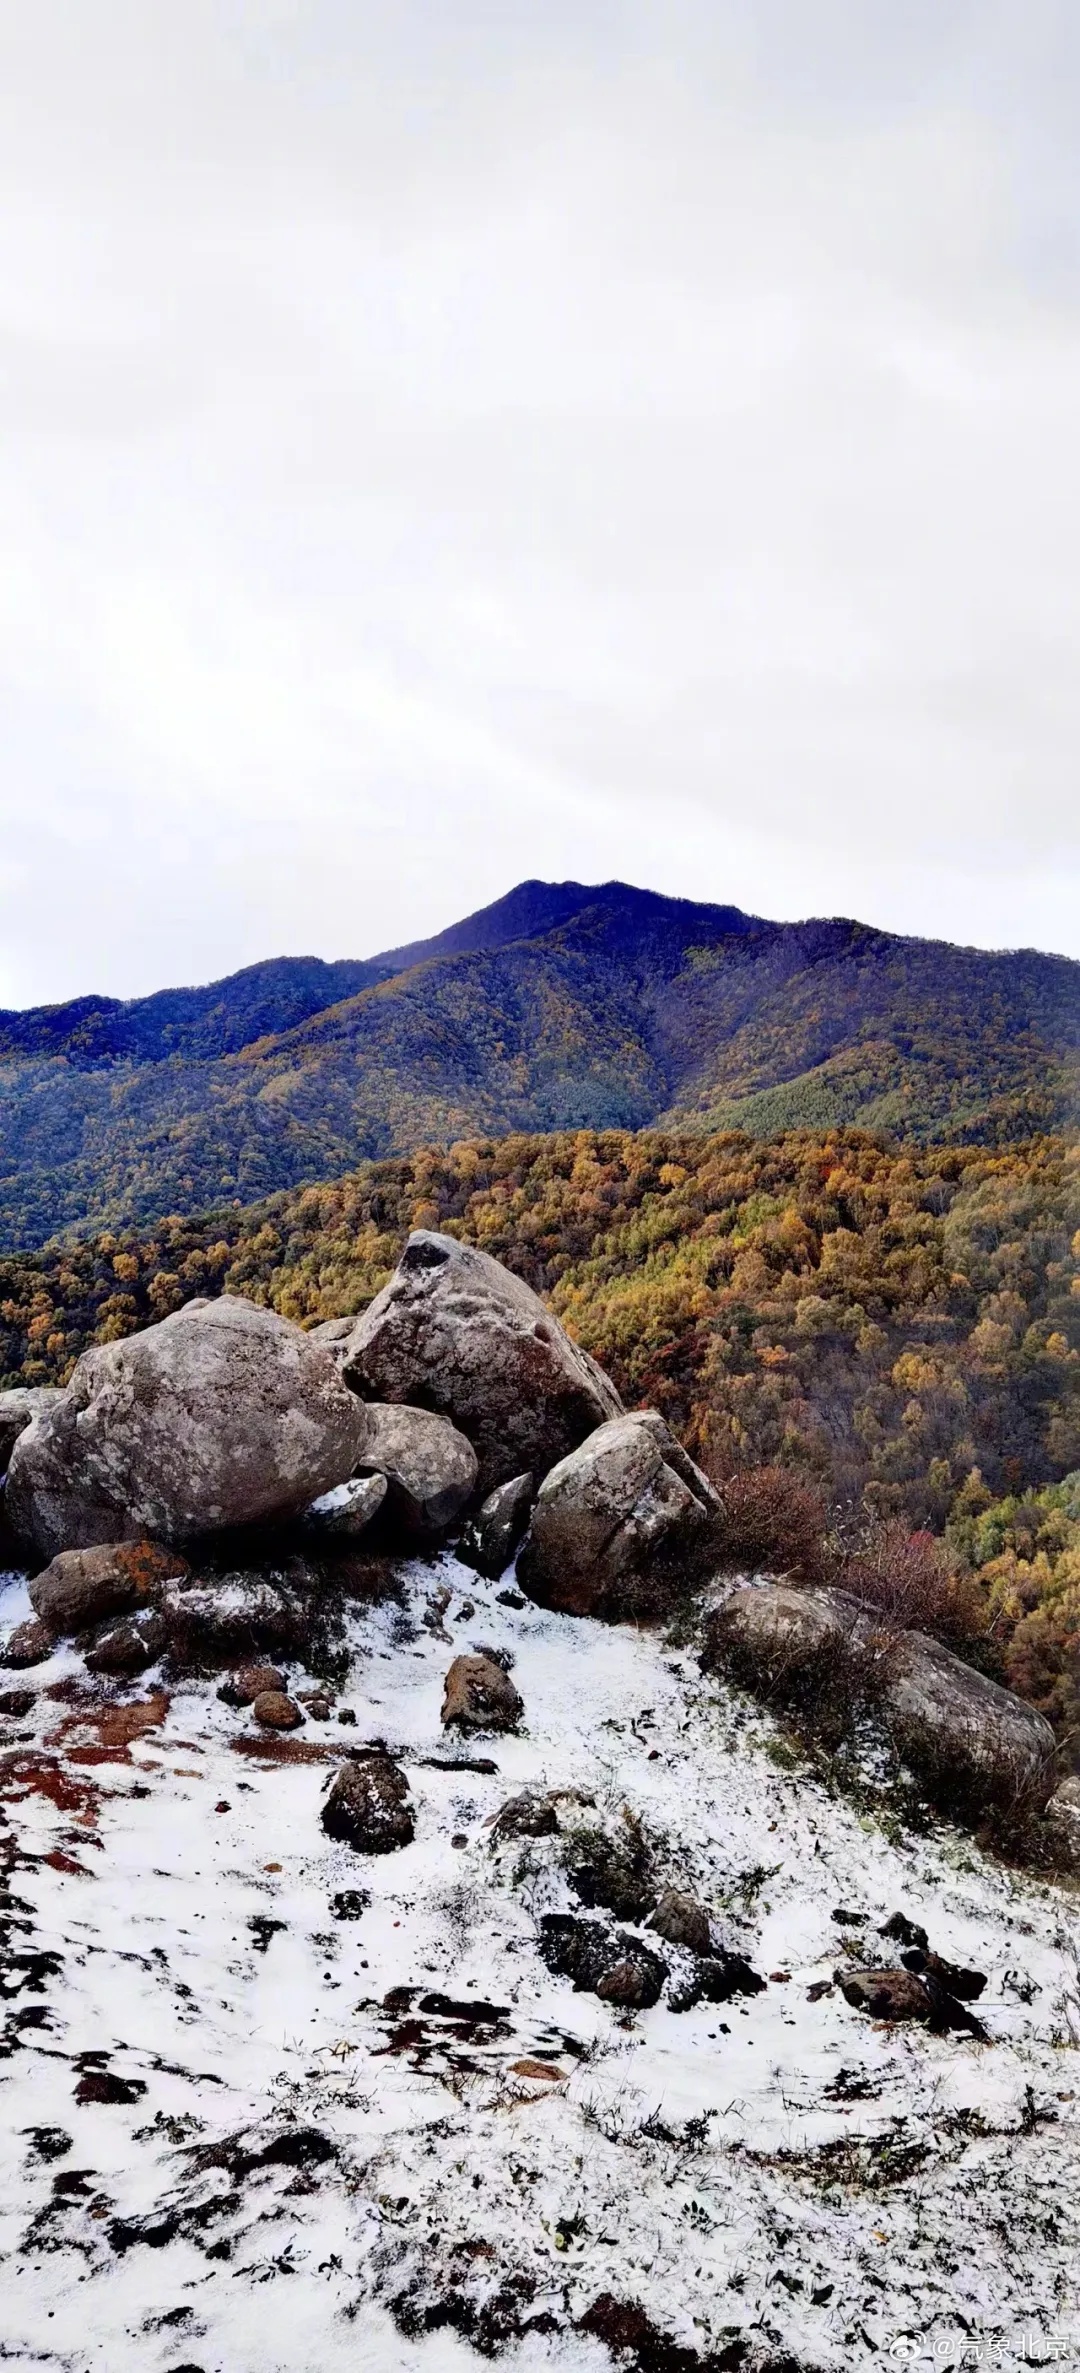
[0,0,1077,1003]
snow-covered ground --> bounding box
[2,1555,1079,2373]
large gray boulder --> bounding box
[357,1403,478,1544]
[516,1411,722,1621]
[339,1232,622,1493]
[6,1296,370,1562]
[704,1581,1057,1821]
[0,1387,63,1476]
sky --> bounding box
[1,1,1080,1007]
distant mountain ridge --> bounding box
[0,879,1075,1250]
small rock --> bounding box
[469,1639,515,1671]
[252,1690,304,1732]
[900,1946,987,2001]
[300,1693,334,1721]
[836,1967,933,2023]
[84,1609,167,1676]
[321,1755,415,1854]
[1,1617,53,1670]
[338,1707,357,1726]
[459,1473,535,1580]
[537,1913,666,2009]
[647,1889,712,1957]
[218,1664,288,1708]
[496,1588,526,1610]
[488,1792,559,1840]
[331,1888,369,1919]
[880,1910,929,1951]
[302,1473,387,1539]
[0,1687,35,1716]
[74,2070,147,2106]
[441,1653,524,1736]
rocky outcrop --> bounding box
[6,1297,371,1563]
[358,1404,478,1544]
[340,1232,622,1493]
[0,1387,62,1475]
[517,1412,722,1621]
[320,1755,415,1853]
[441,1652,524,1735]
[704,1581,1057,1823]
[29,1540,186,1640]
[459,1473,535,1579]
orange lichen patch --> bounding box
[47,1692,170,1764]
[230,1734,336,1766]
[0,1750,100,1823]
[41,1848,95,1877]
[508,2059,566,2083]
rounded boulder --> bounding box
[6,1296,372,1562]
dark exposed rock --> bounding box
[537,1913,666,2008]
[7,1296,370,1561]
[836,1967,932,2023]
[441,1652,524,1736]
[880,1910,929,1951]
[320,1755,415,1853]
[518,1412,722,1622]
[488,1791,559,1840]
[357,1403,478,1544]
[578,2290,749,2371]
[218,1663,288,1707]
[647,1889,712,1957]
[837,1964,987,2038]
[84,1609,167,1675]
[160,1577,315,1670]
[74,2069,147,2106]
[340,1230,622,1493]
[29,1540,187,1640]
[459,1473,535,1579]
[252,1690,304,1731]
[0,1687,35,1715]
[1,1618,53,1670]
[900,1946,987,2001]
[330,1888,369,1919]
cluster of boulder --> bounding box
[0,1232,721,1652]
[0,1226,1071,1845]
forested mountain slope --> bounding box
[0,881,1075,1247]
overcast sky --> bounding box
[1,2,1079,1005]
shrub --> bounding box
[705,1463,831,1585]
[842,1520,988,1650]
